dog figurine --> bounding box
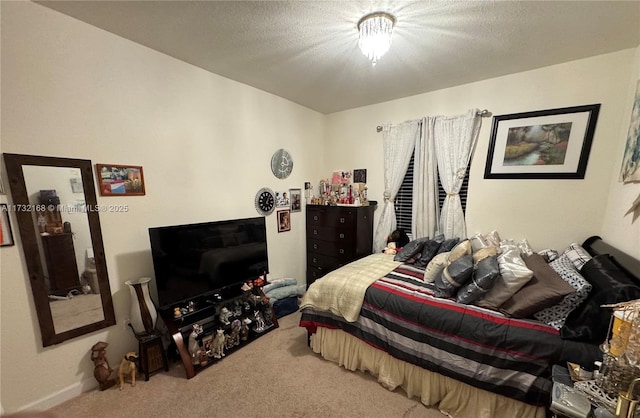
[118,352,138,390]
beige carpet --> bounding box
[42,311,447,418]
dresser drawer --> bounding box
[307,207,355,227]
[306,225,355,244]
[307,238,354,259]
[307,252,342,270]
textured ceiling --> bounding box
[36,1,640,114]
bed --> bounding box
[299,235,640,418]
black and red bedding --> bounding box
[300,264,601,406]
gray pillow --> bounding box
[414,234,445,268]
[437,238,460,254]
[394,237,429,262]
[457,256,501,304]
[434,254,473,298]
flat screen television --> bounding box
[149,217,268,310]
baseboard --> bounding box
[17,376,97,412]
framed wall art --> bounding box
[620,80,640,183]
[0,204,15,247]
[96,164,145,196]
[289,188,301,212]
[484,104,600,179]
[277,209,291,233]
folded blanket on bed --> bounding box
[299,253,401,322]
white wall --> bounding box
[601,46,640,258]
[0,1,324,412]
[325,48,639,256]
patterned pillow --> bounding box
[563,243,592,271]
[532,254,592,329]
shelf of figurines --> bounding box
[159,282,278,379]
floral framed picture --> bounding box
[0,204,15,247]
[277,209,291,233]
[289,188,301,212]
[96,164,145,196]
[484,104,600,179]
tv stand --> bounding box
[158,282,278,379]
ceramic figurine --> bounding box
[253,310,266,332]
[212,329,225,359]
[219,307,232,325]
[118,352,138,390]
[240,318,251,341]
[226,319,241,348]
[91,341,115,391]
[188,324,202,365]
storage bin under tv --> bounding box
[159,283,278,379]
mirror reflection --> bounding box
[22,165,105,333]
[3,153,116,347]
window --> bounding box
[394,152,469,235]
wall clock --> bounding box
[271,149,293,179]
[254,187,276,216]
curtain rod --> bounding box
[376,109,491,133]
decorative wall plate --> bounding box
[254,187,276,216]
[270,149,293,179]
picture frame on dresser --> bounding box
[484,104,600,179]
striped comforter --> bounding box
[300,264,601,406]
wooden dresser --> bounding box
[305,203,377,287]
[41,232,80,295]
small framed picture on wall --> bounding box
[289,188,301,212]
[277,209,291,233]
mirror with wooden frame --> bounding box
[3,153,116,346]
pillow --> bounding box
[517,239,534,256]
[437,238,460,254]
[456,256,501,305]
[484,230,502,248]
[414,234,445,268]
[538,249,559,262]
[476,243,533,309]
[532,254,592,330]
[448,239,472,262]
[433,254,473,298]
[563,243,592,271]
[472,246,498,265]
[423,252,449,283]
[469,233,490,252]
[561,254,640,343]
[499,253,575,318]
[394,238,429,262]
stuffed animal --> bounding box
[387,229,410,249]
[240,318,251,341]
[212,329,226,359]
[383,242,398,255]
[118,352,138,390]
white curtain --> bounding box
[373,120,419,252]
[412,117,439,239]
[434,109,482,240]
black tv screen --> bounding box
[149,217,269,310]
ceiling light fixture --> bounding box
[357,11,396,66]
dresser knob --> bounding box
[339,233,345,239]
[313,258,317,263]
[339,249,345,254]
[313,230,318,235]
[340,218,345,223]
[313,244,318,249]
[314,215,318,221]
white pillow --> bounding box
[476,243,533,308]
[424,252,450,283]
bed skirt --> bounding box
[310,327,546,418]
